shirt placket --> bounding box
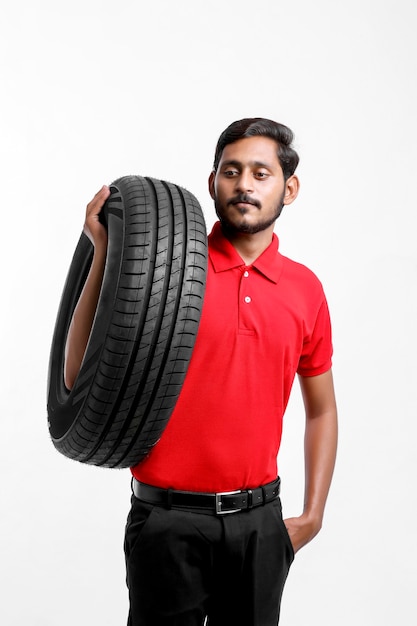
[238,267,255,335]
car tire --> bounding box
[47,175,207,468]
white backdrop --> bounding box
[1,1,416,624]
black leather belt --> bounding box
[132,477,280,515]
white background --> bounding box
[1,1,416,624]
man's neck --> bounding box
[222,226,275,265]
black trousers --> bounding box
[124,494,294,626]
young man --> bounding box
[65,118,338,625]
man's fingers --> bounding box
[84,185,111,246]
[87,185,111,216]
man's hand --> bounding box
[84,185,110,248]
[284,514,322,553]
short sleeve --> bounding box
[297,297,333,377]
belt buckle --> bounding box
[215,490,241,515]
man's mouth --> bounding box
[229,194,260,209]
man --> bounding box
[65,118,338,625]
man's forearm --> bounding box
[303,406,338,525]
[284,370,338,553]
[64,244,107,390]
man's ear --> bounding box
[208,170,216,200]
[283,174,300,206]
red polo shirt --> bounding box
[131,221,333,492]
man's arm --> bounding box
[284,369,338,553]
[64,185,110,390]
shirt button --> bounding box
[244,296,251,303]
[243,270,249,278]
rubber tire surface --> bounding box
[47,175,207,468]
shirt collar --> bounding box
[208,221,283,284]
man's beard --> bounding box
[214,191,285,235]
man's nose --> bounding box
[235,170,254,194]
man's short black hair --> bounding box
[213,118,299,180]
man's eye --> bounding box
[256,172,269,179]
[224,170,238,177]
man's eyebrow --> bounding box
[220,159,273,169]
[220,159,242,168]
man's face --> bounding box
[209,136,297,235]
